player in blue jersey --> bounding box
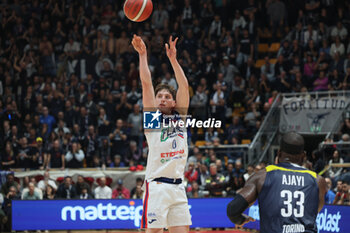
[227,132,327,233]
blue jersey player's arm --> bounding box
[226,169,265,226]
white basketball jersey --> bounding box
[144,120,188,181]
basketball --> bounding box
[123,0,153,22]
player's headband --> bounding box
[280,138,304,155]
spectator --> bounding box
[75,175,92,197]
[1,141,16,170]
[187,181,204,198]
[39,106,56,134]
[0,174,19,196]
[124,140,142,166]
[131,185,143,199]
[45,139,65,169]
[109,154,126,168]
[130,177,144,198]
[190,85,208,121]
[330,36,345,58]
[243,164,255,181]
[127,104,143,148]
[325,177,336,204]
[313,70,329,91]
[65,142,85,168]
[3,186,20,232]
[98,137,112,168]
[236,29,254,68]
[333,180,349,205]
[112,179,130,199]
[37,171,58,191]
[94,177,112,199]
[185,162,199,183]
[56,176,77,199]
[21,177,43,200]
[205,163,226,197]
[109,119,128,156]
[43,185,56,200]
[261,57,276,83]
[328,150,344,179]
[22,182,41,200]
[331,21,348,41]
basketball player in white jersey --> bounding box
[132,34,192,233]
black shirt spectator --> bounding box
[56,177,77,199]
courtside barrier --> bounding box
[12,198,349,232]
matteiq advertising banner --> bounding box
[12,198,349,232]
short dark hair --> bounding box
[280,132,304,155]
[155,83,176,100]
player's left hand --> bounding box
[165,35,178,61]
[236,214,255,228]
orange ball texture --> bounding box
[123,0,153,22]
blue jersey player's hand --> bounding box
[236,214,255,228]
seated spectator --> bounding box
[187,181,204,198]
[112,179,130,199]
[43,185,56,200]
[109,154,126,168]
[330,36,345,58]
[56,176,77,199]
[313,70,329,91]
[75,175,91,196]
[331,21,348,41]
[3,186,20,232]
[79,188,93,199]
[131,185,143,199]
[185,162,199,183]
[261,57,275,83]
[310,150,325,174]
[243,164,255,181]
[205,163,226,197]
[0,174,19,196]
[37,171,58,192]
[1,141,16,170]
[124,140,142,166]
[328,150,344,179]
[325,177,336,204]
[333,180,349,205]
[22,182,41,200]
[226,117,245,144]
[130,177,144,198]
[94,177,112,199]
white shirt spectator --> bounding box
[232,16,246,31]
[303,30,318,46]
[21,187,43,200]
[331,25,348,41]
[94,185,112,199]
[330,42,345,58]
[65,149,85,163]
[64,41,80,54]
[38,179,58,191]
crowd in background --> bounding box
[1,0,350,230]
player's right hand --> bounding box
[236,214,255,228]
[132,34,146,55]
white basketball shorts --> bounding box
[140,180,192,228]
